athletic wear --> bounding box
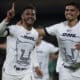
[33,40,58,80]
[0,22,39,80]
[46,21,80,78]
[3,25,38,75]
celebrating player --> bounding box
[37,1,80,80]
[0,3,42,80]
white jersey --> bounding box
[46,21,80,77]
[33,40,58,79]
[3,25,39,75]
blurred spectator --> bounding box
[48,52,59,80]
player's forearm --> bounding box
[0,19,8,33]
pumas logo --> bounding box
[62,33,76,37]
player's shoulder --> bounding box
[31,28,39,40]
[8,24,17,27]
[41,40,59,52]
[42,40,54,47]
[48,21,66,29]
[32,27,38,32]
[8,24,20,29]
[54,21,67,30]
[77,20,80,25]
[32,27,39,35]
[56,21,67,26]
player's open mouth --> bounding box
[27,18,34,23]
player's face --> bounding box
[21,9,36,26]
[65,5,80,21]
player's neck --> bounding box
[36,41,41,46]
[68,19,78,27]
[21,23,32,31]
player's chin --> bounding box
[28,22,34,25]
[66,17,74,21]
[27,21,35,25]
[65,15,74,20]
[27,22,34,27]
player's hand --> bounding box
[5,2,15,22]
[75,43,80,50]
[34,66,43,78]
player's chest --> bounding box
[36,45,49,57]
[15,27,37,42]
[58,26,80,42]
[16,29,37,43]
[16,33,36,51]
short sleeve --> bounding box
[46,24,59,36]
[49,44,59,53]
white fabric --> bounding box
[46,21,80,77]
[33,40,58,80]
[2,71,32,80]
[59,65,80,80]
[0,20,8,33]
[2,25,39,76]
[56,52,63,72]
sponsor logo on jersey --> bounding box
[62,33,76,37]
[21,35,35,41]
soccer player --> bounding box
[32,34,58,80]
[0,3,42,80]
[37,1,80,80]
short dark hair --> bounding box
[22,4,36,13]
[65,1,80,10]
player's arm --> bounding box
[37,23,59,38]
[0,3,15,33]
[75,43,80,50]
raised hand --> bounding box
[5,2,15,22]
